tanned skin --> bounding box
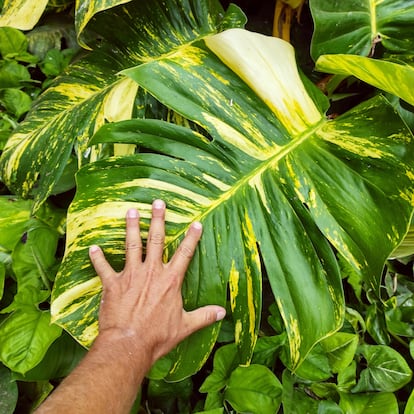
[35,199,226,414]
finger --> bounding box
[146,199,166,262]
[89,245,116,283]
[181,305,226,338]
[125,208,142,266]
[169,221,202,275]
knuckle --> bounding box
[178,244,194,259]
[126,242,142,251]
[149,232,164,245]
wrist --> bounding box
[93,328,154,376]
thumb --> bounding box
[184,305,226,336]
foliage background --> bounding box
[1,0,414,413]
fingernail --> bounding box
[89,245,100,254]
[127,208,138,218]
[192,221,202,230]
[216,309,226,321]
[153,199,165,209]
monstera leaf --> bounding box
[316,54,414,106]
[310,0,414,60]
[51,28,414,381]
[0,0,243,212]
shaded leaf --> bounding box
[0,364,18,414]
[310,0,414,60]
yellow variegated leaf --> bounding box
[51,30,414,381]
[0,0,49,30]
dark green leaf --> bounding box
[199,344,240,393]
[0,364,17,414]
[281,370,320,414]
[310,0,414,60]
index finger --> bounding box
[168,221,202,275]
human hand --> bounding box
[88,199,226,367]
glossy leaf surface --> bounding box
[224,365,282,414]
[51,29,414,380]
[310,0,414,60]
[0,0,235,212]
[316,55,414,106]
[0,0,49,30]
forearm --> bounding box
[35,331,151,414]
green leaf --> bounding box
[199,344,240,393]
[320,332,358,373]
[11,331,86,381]
[148,377,192,413]
[251,334,286,368]
[0,27,27,58]
[405,388,414,414]
[317,400,344,414]
[224,364,282,414]
[0,0,235,211]
[0,196,33,251]
[310,0,414,60]
[352,344,413,392]
[0,60,31,88]
[51,28,414,380]
[0,89,32,118]
[39,48,76,78]
[293,343,331,381]
[316,55,414,106]
[0,307,62,374]
[0,364,18,414]
[281,370,320,414]
[0,263,4,301]
[339,392,398,414]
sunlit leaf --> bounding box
[51,29,414,381]
[0,0,238,212]
[353,344,412,393]
[0,0,49,31]
[339,391,398,414]
[316,54,414,106]
[0,307,62,374]
[224,365,282,414]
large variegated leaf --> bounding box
[315,54,414,259]
[310,0,414,60]
[0,0,242,212]
[75,0,132,48]
[0,0,49,30]
[51,29,414,380]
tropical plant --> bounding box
[1,0,414,413]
